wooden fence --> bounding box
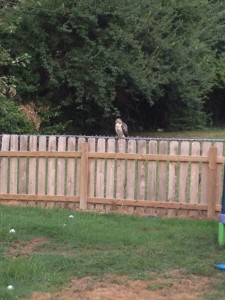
[0,134,225,218]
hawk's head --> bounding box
[115,118,122,124]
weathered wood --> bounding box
[0,194,79,202]
[201,142,211,205]
[87,197,221,211]
[76,138,86,195]
[0,135,10,194]
[190,142,200,204]
[47,136,56,195]
[28,136,37,195]
[214,142,223,206]
[88,138,96,199]
[56,136,66,195]
[116,139,126,199]
[208,146,218,218]
[19,135,28,194]
[106,139,115,198]
[9,135,18,194]
[37,136,47,195]
[127,140,136,200]
[137,140,146,200]
[147,140,157,200]
[66,137,76,195]
[158,141,168,201]
[168,141,179,201]
[80,142,89,210]
[179,141,189,203]
[96,139,106,199]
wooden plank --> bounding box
[56,136,66,195]
[96,138,106,199]
[201,142,211,205]
[80,142,89,210]
[179,141,190,203]
[127,140,136,200]
[47,136,56,195]
[9,135,18,194]
[37,136,47,195]
[214,142,223,205]
[87,197,221,211]
[0,135,10,194]
[88,138,96,198]
[157,141,168,201]
[76,138,86,195]
[147,140,157,201]
[168,141,179,201]
[28,136,37,195]
[116,139,126,200]
[137,140,146,200]
[0,194,79,202]
[19,135,28,194]
[0,150,220,163]
[66,137,76,196]
[208,147,217,218]
[105,139,115,199]
[190,142,200,204]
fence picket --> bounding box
[116,139,126,200]
[190,142,200,204]
[158,141,168,201]
[106,139,115,199]
[0,135,10,193]
[215,142,223,205]
[76,138,86,196]
[18,135,28,194]
[88,138,96,199]
[147,140,157,201]
[127,139,136,200]
[37,136,47,195]
[9,135,18,194]
[137,140,146,200]
[179,141,190,203]
[56,136,66,195]
[28,136,37,198]
[47,136,56,195]
[201,142,211,205]
[168,141,179,201]
[96,138,106,199]
[67,137,76,196]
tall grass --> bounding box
[0,205,225,299]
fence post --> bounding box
[80,142,89,210]
[208,146,218,218]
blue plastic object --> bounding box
[215,264,225,270]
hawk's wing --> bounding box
[122,122,128,137]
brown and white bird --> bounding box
[115,118,128,138]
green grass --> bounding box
[1,205,225,299]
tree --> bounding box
[1,0,224,133]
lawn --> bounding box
[0,205,225,299]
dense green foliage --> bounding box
[1,0,225,134]
[1,205,225,299]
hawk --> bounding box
[115,118,128,138]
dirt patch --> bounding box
[29,273,213,300]
[7,237,48,257]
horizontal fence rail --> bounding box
[0,134,224,218]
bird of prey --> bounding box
[115,118,128,138]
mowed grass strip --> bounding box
[0,205,225,299]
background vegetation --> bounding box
[1,0,225,135]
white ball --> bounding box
[7,285,14,290]
[9,229,16,234]
[69,215,74,218]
